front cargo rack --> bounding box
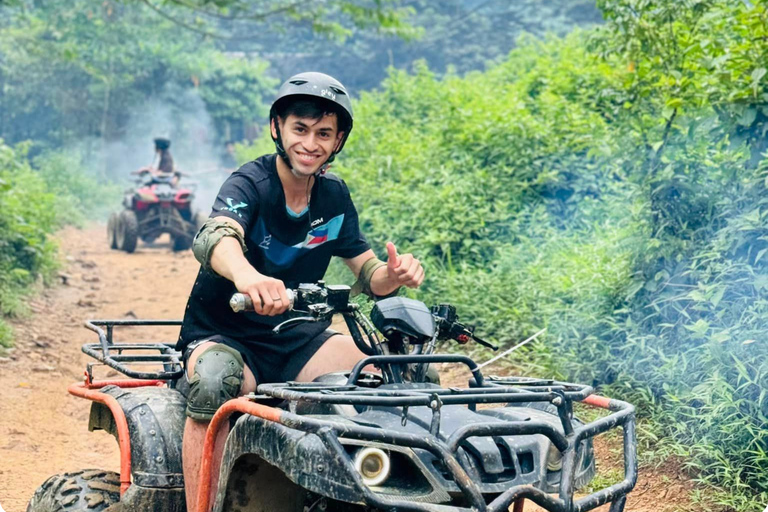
[82,319,184,381]
[250,354,637,512]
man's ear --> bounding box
[334,131,345,152]
[270,117,278,139]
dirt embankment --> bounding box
[0,225,708,512]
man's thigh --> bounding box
[187,341,258,395]
[294,335,368,382]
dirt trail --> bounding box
[0,225,704,512]
[0,226,198,512]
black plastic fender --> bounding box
[214,414,359,510]
[88,385,187,512]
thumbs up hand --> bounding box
[385,241,425,289]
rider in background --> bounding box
[135,137,180,185]
[177,72,425,511]
[154,137,175,176]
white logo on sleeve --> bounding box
[221,197,248,218]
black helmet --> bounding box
[270,72,353,167]
[154,137,171,150]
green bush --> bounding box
[0,142,118,347]
[0,142,61,345]
[33,148,122,223]
[237,5,768,506]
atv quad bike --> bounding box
[27,283,637,512]
[107,168,205,253]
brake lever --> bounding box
[472,335,498,351]
[273,316,317,334]
[452,324,498,351]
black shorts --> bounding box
[183,322,341,384]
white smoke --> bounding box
[99,85,231,213]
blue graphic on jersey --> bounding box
[252,214,344,268]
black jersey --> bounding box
[178,154,370,352]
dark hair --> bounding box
[273,97,351,134]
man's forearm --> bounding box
[207,231,290,315]
[210,237,260,284]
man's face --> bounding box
[272,113,343,177]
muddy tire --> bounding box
[222,455,365,512]
[172,211,204,252]
[26,469,121,512]
[171,234,192,252]
[223,457,306,512]
[116,210,138,253]
[106,213,118,250]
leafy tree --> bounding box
[223,0,603,91]
[0,0,425,154]
[0,0,276,151]
[124,0,415,41]
[197,56,275,142]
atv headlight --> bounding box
[546,443,563,471]
[354,447,391,486]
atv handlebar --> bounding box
[229,282,351,318]
[230,284,378,359]
[229,282,494,351]
[229,282,358,335]
[229,290,297,312]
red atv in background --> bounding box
[107,167,206,253]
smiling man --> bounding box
[176,72,425,510]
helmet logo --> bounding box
[320,89,336,101]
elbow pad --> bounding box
[192,218,247,269]
[351,257,400,299]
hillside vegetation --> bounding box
[242,2,768,508]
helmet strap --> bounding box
[272,116,291,167]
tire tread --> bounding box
[27,469,120,512]
[117,210,138,253]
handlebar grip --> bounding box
[230,291,295,313]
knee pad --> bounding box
[186,344,245,421]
